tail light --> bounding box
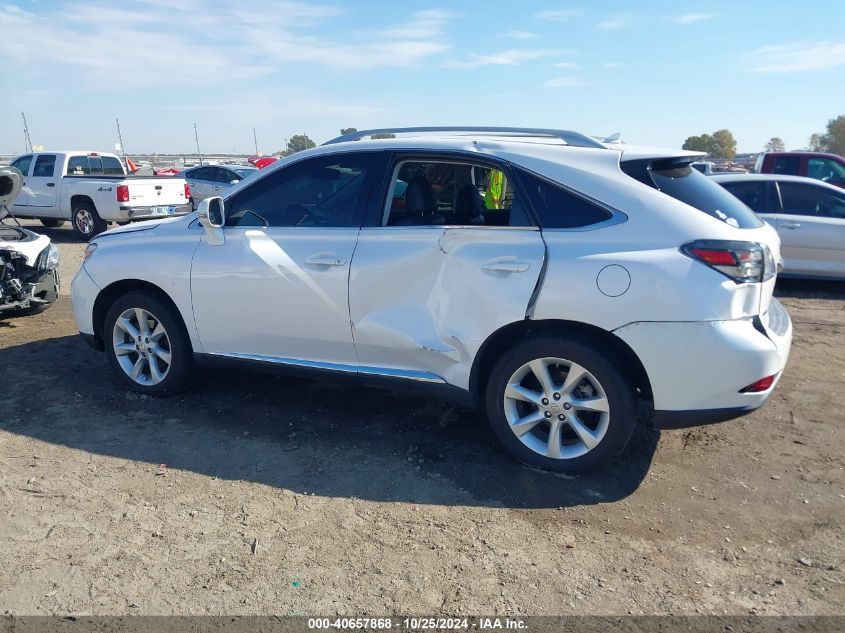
[681,240,775,283]
[184,183,191,199]
[740,374,776,393]
[116,184,130,203]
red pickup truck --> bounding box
[755,152,845,189]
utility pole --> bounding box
[194,123,203,166]
[21,112,32,153]
[115,117,128,167]
[252,128,258,155]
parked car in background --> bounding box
[71,127,791,473]
[8,151,192,240]
[0,167,60,317]
[755,152,845,189]
[182,165,258,208]
[248,156,280,169]
[691,161,714,175]
[715,174,845,279]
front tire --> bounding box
[40,218,66,228]
[104,291,194,396]
[72,202,107,241]
[485,336,638,473]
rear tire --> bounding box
[104,291,194,396]
[485,336,638,473]
[39,218,66,228]
[72,201,107,241]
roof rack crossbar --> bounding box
[322,127,605,149]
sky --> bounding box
[1,0,844,155]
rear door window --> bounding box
[773,156,800,175]
[720,181,768,213]
[382,159,533,227]
[32,154,57,178]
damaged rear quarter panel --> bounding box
[349,226,545,389]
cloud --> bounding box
[0,2,455,88]
[544,77,589,88]
[553,62,579,70]
[443,49,566,70]
[506,30,537,40]
[673,13,717,24]
[534,10,580,22]
[746,41,845,73]
[596,13,632,31]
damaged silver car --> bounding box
[0,167,60,317]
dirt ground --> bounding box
[1,221,843,616]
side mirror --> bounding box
[230,179,240,185]
[198,196,225,227]
[197,197,225,246]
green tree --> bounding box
[764,137,785,152]
[340,127,357,136]
[371,132,396,139]
[807,133,824,152]
[820,115,845,156]
[709,129,737,159]
[682,134,713,153]
[287,134,316,153]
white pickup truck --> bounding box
[8,151,191,240]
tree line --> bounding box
[277,128,396,155]
[683,115,845,159]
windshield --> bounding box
[622,159,763,229]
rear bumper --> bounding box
[652,406,757,429]
[614,298,792,419]
[117,203,192,221]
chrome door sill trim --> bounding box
[206,352,446,384]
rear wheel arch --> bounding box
[469,319,653,406]
[92,280,189,352]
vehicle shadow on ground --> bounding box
[775,278,845,300]
[0,333,659,509]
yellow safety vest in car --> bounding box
[485,170,505,209]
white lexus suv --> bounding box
[71,127,792,472]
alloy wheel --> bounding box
[503,357,610,460]
[112,307,172,386]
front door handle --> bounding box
[781,221,802,229]
[46,182,56,187]
[482,260,531,273]
[305,253,347,267]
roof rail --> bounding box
[322,127,605,149]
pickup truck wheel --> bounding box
[72,202,107,241]
[104,292,194,396]
[485,336,638,473]
[39,219,66,228]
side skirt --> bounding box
[194,352,475,408]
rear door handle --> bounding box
[482,260,531,273]
[46,182,56,187]
[781,222,802,229]
[305,253,347,267]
